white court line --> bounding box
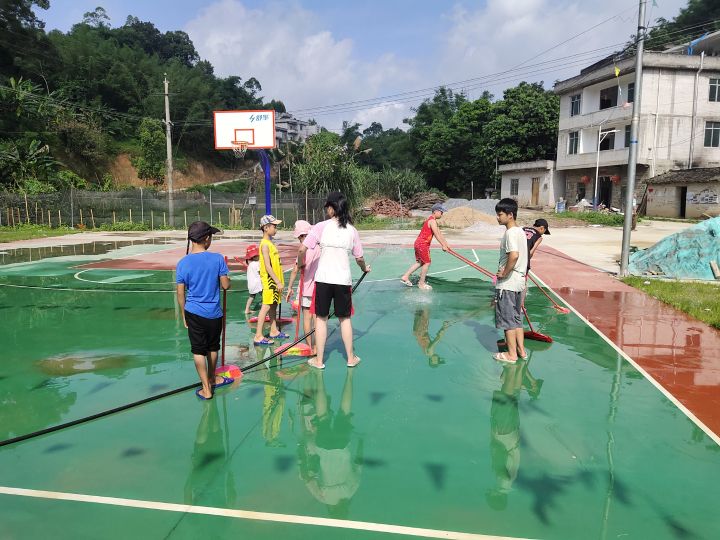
[0,486,531,540]
[530,272,720,447]
[365,250,484,284]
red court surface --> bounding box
[531,245,720,440]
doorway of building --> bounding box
[680,186,687,218]
[599,176,613,207]
[531,177,540,206]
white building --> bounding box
[500,32,720,214]
[498,160,563,208]
[275,113,320,146]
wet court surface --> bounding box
[0,240,719,539]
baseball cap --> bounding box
[533,218,551,234]
[293,220,312,238]
[245,244,259,260]
[259,215,282,229]
[431,203,447,213]
[188,221,222,242]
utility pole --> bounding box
[619,0,646,277]
[163,74,175,227]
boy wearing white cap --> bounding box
[400,203,450,290]
[252,215,286,346]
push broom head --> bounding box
[274,342,313,357]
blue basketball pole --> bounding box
[258,150,272,215]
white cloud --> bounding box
[186,0,689,130]
[438,0,687,99]
[186,0,420,131]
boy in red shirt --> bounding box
[400,203,449,290]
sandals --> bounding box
[269,332,290,339]
[212,375,234,389]
[493,352,517,364]
[418,283,433,290]
[307,359,325,370]
[347,356,361,368]
[400,278,413,287]
[253,337,274,345]
[195,388,213,400]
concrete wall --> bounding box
[500,169,562,207]
[647,182,720,218]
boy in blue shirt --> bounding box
[176,221,232,400]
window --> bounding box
[600,86,618,110]
[705,121,720,147]
[510,179,519,196]
[627,82,635,103]
[568,131,579,154]
[710,79,720,102]
[625,125,631,148]
[570,94,581,116]
[599,131,615,151]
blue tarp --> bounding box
[628,217,720,280]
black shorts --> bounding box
[313,282,353,318]
[185,310,223,355]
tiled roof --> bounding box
[646,167,720,185]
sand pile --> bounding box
[439,206,497,229]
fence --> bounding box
[0,188,329,230]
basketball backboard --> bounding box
[213,110,276,150]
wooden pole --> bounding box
[16,207,21,224]
[218,211,221,226]
[24,193,30,223]
[58,209,62,227]
[228,207,231,227]
[113,211,116,224]
[9,207,14,227]
[129,208,133,223]
[47,209,51,228]
[184,211,187,229]
[90,208,96,228]
[163,212,167,227]
[196,210,200,222]
[40,207,44,225]
[151,211,154,230]
[79,208,84,225]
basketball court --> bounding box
[1,235,719,539]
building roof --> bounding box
[498,160,554,173]
[646,168,720,185]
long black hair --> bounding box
[324,191,353,228]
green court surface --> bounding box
[0,240,719,540]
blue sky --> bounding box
[39,1,687,130]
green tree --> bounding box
[133,118,166,186]
[645,0,720,51]
[0,139,57,192]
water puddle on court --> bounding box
[0,238,177,266]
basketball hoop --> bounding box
[231,140,249,159]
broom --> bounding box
[447,248,552,343]
[274,269,313,357]
[215,257,242,381]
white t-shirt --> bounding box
[496,226,528,292]
[304,218,363,286]
[246,260,262,294]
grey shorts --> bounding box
[495,289,523,330]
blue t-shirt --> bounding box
[176,252,229,319]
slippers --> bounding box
[418,283,433,290]
[307,359,325,370]
[254,337,274,345]
[195,388,213,400]
[518,350,529,360]
[212,375,234,389]
[269,332,290,339]
[493,352,518,364]
[400,278,413,287]
[347,356,361,368]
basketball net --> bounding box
[231,140,249,160]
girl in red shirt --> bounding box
[400,203,450,290]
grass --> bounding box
[622,277,720,329]
[0,224,80,243]
[554,211,629,226]
[354,215,423,230]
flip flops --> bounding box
[269,332,290,339]
[347,356,361,368]
[212,375,234,389]
[418,283,433,290]
[307,359,325,369]
[195,388,213,400]
[493,352,517,364]
[254,337,274,345]
[400,278,413,287]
